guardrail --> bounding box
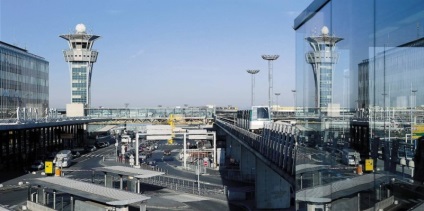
[215,119,297,177]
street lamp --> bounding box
[115,142,119,162]
[291,89,297,113]
[262,55,279,110]
[411,88,418,143]
[246,70,260,106]
[274,93,280,111]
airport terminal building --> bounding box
[295,0,424,210]
[0,41,49,119]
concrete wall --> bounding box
[26,200,56,211]
[240,147,256,181]
[256,159,291,209]
[66,103,85,117]
[75,200,112,211]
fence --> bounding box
[140,175,226,200]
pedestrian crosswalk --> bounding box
[80,154,105,158]
[399,198,423,204]
[0,204,16,210]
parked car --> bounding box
[164,149,171,156]
[147,160,157,169]
[124,149,136,159]
[95,141,107,148]
[30,160,44,171]
[84,145,97,152]
[71,150,81,158]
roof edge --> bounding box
[294,0,331,30]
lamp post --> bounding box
[291,89,297,115]
[115,142,118,162]
[411,87,418,143]
[274,93,280,111]
[262,55,279,110]
[246,70,260,106]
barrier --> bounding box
[357,165,363,175]
[55,168,61,177]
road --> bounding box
[0,138,247,211]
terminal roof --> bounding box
[32,177,150,206]
[93,166,164,178]
[296,174,389,202]
[96,125,116,133]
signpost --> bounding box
[203,161,208,167]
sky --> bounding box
[0,0,313,109]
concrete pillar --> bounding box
[240,146,256,181]
[232,140,242,163]
[256,159,291,209]
[120,175,123,190]
[226,136,233,159]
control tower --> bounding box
[60,24,100,108]
[305,26,343,110]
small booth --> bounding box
[93,166,165,193]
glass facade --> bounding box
[0,41,49,119]
[295,0,424,210]
[71,64,88,103]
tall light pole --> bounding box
[246,69,260,106]
[291,90,296,107]
[411,87,418,143]
[274,93,280,111]
[262,55,279,110]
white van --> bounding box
[54,150,73,168]
[121,135,132,144]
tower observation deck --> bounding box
[60,24,100,108]
[305,26,343,110]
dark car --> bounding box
[84,145,97,152]
[124,149,136,159]
[95,141,106,148]
[147,160,157,169]
[30,160,44,171]
[163,149,171,156]
[71,150,81,158]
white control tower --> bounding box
[305,26,343,110]
[60,24,100,108]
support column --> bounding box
[240,146,256,182]
[232,139,242,163]
[256,159,291,209]
[18,130,23,168]
[104,172,107,187]
[137,178,141,194]
[12,131,17,170]
[120,175,123,190]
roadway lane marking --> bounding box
[161,193,207,202]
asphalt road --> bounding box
[0,139,247,211]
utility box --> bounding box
[45,161,53,175]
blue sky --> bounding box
[0,0,312,109]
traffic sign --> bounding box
[203,161,208,166]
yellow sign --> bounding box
[45,161,53,174]
[365,159,373,171]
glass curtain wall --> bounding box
[295,0,424,210]
[0,43,49,119]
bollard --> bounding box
[357,165,363,175]
[55,167,61,177]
